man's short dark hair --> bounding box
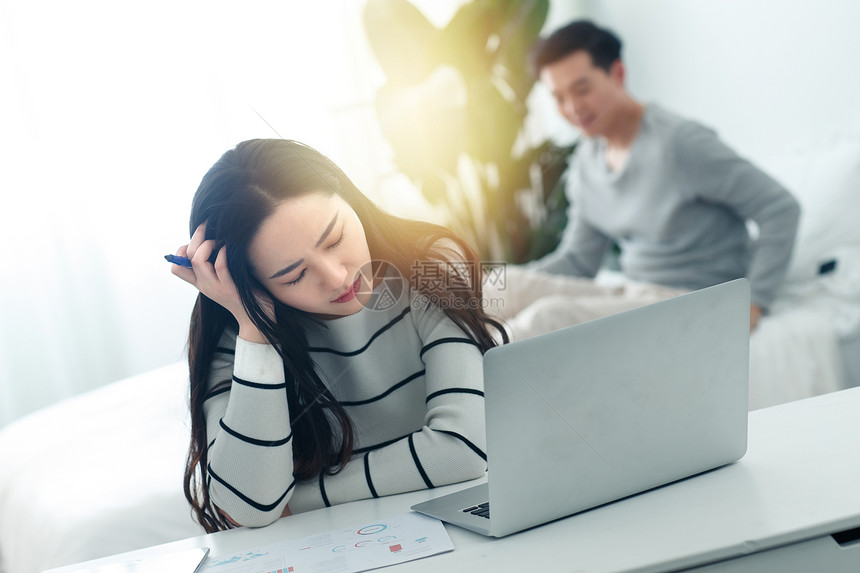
[529,20,622,76]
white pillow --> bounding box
[760,138,860,283]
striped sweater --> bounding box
[202,287,487,527]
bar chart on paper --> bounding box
[199,513,453,573]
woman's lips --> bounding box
[333,276,362,303]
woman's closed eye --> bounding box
[328,232,345,249]
[285,268,307,286]
[283,233,345,286]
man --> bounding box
[519,20,800,331]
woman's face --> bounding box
[248,191,373,319]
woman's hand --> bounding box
[171,223,270,343]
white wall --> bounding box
[579,0,860,164]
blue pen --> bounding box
[164,254,193,268]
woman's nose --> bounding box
[321,258,348,288]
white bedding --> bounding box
[0,363,201,573]
[516,267,855,410]
[748,304,845,409]
[747,136,860,405]
[747,247,860,408]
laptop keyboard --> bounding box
[461,501,490,519]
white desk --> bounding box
[48,387,860,573]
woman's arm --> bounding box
[175,223,295,526]
[202,330,296,527]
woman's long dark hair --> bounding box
[183,139,507,532]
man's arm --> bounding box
[675,122,801,312]
[527,190,612,277]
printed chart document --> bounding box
[199,512,453,573]
[67,547,210,572]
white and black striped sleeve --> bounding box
[202,333,295,527]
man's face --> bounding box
[540,50,626,138]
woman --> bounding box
[171,139,506,532]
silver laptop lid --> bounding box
[483,279,750,536]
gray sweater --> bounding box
[531,105,800,309]
[202,283,487,527]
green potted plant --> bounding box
[364,0,576,263]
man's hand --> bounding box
[750,304,762,331]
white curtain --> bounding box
[0,0,407,428]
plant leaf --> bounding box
[464,79,520,165]
[363,0,440,86]
[374,78,465,183]
[440,0,495,77]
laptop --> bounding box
[412,278,750,537]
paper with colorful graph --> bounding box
[198,512,453,573]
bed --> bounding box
[1,140,858,573]
[0,363,200,573]
[748,136,860,407]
